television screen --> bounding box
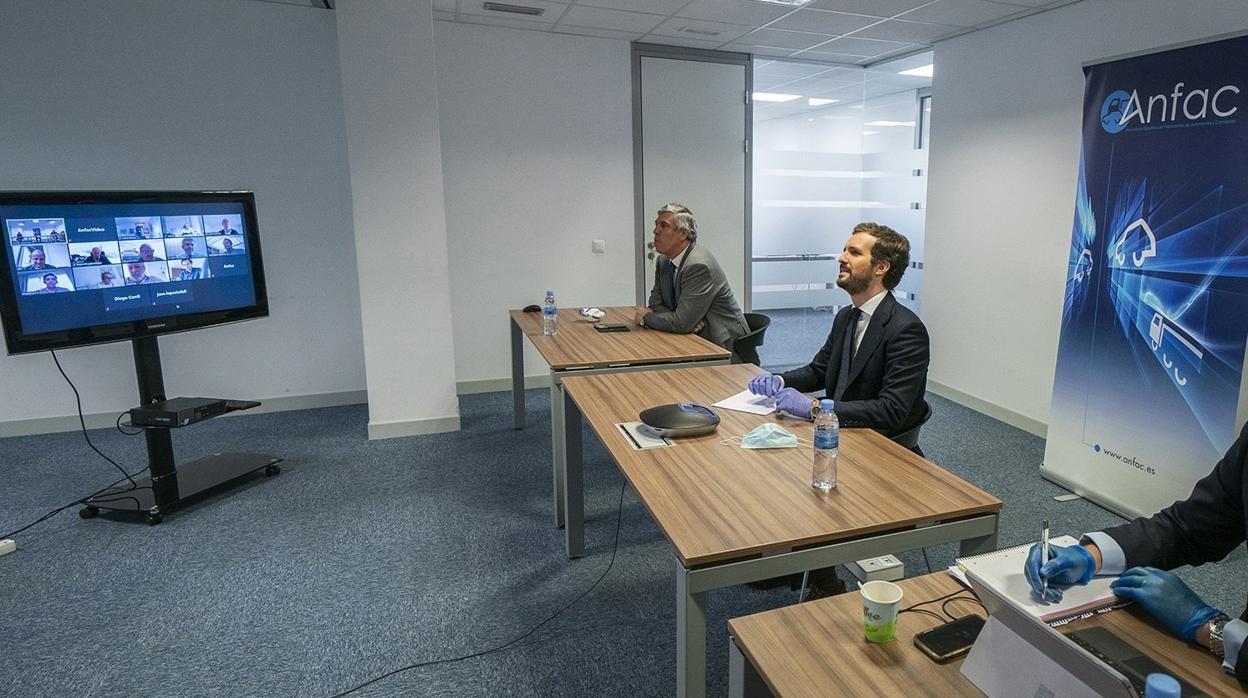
[0,191,268,354]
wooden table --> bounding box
[559,364,1003,698]
[509,306,731,537]
[727,572,1242,697]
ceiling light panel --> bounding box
[753,92,803,102]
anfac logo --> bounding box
[1100,83,1240,134]
[1100,90,1132,133]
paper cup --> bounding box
[861,580,904,643]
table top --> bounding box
[728,572,1242,697]
[510,306,730,370]
[559,364,1002,567]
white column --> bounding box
[337,0,459,438]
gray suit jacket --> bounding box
[644,243,748,351]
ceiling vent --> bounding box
[482,2,545,16]
[678,27,722,37]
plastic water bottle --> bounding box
[542,290,558,336]
[812,398,838,491]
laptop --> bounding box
[967,569,1208,697]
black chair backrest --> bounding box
[733,312,772,365]
[891,401,933,451]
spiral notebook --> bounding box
[950,536,1122,624]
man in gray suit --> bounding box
[635,203,748,352]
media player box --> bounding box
[129,397,228,428]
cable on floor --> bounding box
[327,478,631,698]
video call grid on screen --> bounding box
[2,203,257,335]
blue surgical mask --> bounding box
[739,423,798,449]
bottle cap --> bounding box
[819,399,835,411]
[1144,673,1180,698]
[546,290,554,296]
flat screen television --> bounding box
[0,191,268,354]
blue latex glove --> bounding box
[774,388,814,419]
[1110,567,1222,642]
[748,373,783,397]
[1024,543,1095,603]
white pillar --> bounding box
[337,0,459,438]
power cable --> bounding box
[327,479,630,698]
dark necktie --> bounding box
[834,307,860,401]
[662,260,678,308]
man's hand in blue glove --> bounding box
[1110,567,1222,643]
[774,388,815,419]
[748,373,783,398]
[1024,543,1096,603]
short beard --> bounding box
[836,272,870,296]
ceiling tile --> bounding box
[724,43,796,57]
[577,0,689,12]
[676,0,795,26]
[558,5,665,33]
[651,35,731,50]
[737,27,835,49]
[995,0,1064,6]
[797,50,872,63]
[899,0,1027,27]
[770,8,878,34]
[453,14,559,31]
[802,35,909,56]
[754,60,838,78]
[650,17,753,43]
[850,18,961,42]
[433,10,456,22]
[432,0,456,11]
[553,25,645,40]
[459,0,567,23]
[806,0,933,17]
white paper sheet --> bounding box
[712,389,776,416]
[615,421,674,450]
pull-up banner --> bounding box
[1043,34,1248,518]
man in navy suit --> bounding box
[744,223,929,600]
[747,222,930,442]
[1027,422,1248,683]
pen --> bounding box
[1041,519,1050,597]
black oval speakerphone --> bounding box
[638,402,721,438]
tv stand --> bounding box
[79,336,282,525]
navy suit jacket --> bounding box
[1102,422,1248,681]
[779,292,929,437]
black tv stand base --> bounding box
[80,452,282,525]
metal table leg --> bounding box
[728,636,772,698]
[676,560,708,698]
[510,317,525,430]
[551,373,565,529]
[958,512,999,556]
[563,387,584,558]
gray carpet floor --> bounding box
[1,314,1243,697]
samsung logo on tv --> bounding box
[1100,83,1240,134]
[146,322,168,329]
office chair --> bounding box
[891,402,933,452]
[733,312,772,365]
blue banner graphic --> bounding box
[1043,34,1248,517]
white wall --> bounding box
[434,22,635,387]
[0,0,363,432]
[924,0,1248,432]
[338,0,459,438]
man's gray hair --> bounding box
[658,202,697,241]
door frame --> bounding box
[631,42,753,309]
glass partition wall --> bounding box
[751,53,932,369]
